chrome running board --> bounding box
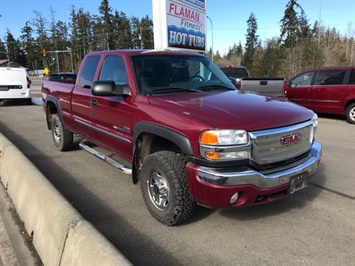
[79,140,132,175]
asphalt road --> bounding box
[0,99,354,266]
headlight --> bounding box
[310,113,318,142]
[200,130,248,145]
[199,130,250,160]
[312,113,318,128]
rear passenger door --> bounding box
[311,69,348,114]
[71,55,100,139]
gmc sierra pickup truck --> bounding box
[42,50,322,225]
[220,65,287,98]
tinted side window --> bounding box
[99,55,128,85]
[349,70,355,84]
[315,70,346,85]
[79,56,100,88]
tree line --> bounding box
[209,0,354,78]
[0,0,353,79]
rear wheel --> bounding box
[139,151,196,225]
[345,103,355,124]
[51,114,73,151]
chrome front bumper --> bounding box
[197,141,322,189]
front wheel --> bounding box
[51,114,74,151]
[139,151,196,225]
[345,103,355,124]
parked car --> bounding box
[286,66,355,124]
[0,67,32,104]
[48,72,77,84]
[220,65,286,98]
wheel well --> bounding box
[345,100,355,111]
[132,133,182,184]
[46,101,58,130]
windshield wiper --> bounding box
[197,84,236,91]
[147,87,202,95]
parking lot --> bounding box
[0,100,354,265]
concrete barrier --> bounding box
[0,134,131,265]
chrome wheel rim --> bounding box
[350,107,355,122]
[53,123,61,144]
[147,171,169,211]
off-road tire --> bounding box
[345,103,355,124]
[51,114,74,151]
[139,151,196,225]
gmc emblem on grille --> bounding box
[281,132,302,145]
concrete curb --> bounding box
[0,133,131,265]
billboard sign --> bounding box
[153,0,206,52]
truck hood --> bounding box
[148,90,314,131]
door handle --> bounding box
[91,98,98,107]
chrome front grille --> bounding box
[250,121,313,165]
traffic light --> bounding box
[42,49,47,57]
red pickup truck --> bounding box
[42,50,322,225]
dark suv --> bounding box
[286,66,355,124]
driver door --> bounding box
[89,55,134,161]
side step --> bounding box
[79,140,132,175]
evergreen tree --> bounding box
[5,30,17,64]
[279,0,303,48]
[140,15,154,49]
[0,39,7,60]
[31,11,49,68]
[112,11,132,49]
[131,16,141,49]
[98,0,114,49]
[20,21,37,70]
[236,41,243,57]
[227,43,238,59]
[260,38,284,77]
[242,12,259,70]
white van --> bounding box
[0,67,32,104]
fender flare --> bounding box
[131,122,194,183]
[133,122,194,156]
[45,95,63,129]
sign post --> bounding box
[153,0,206,52]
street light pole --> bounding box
[206,15,214,62]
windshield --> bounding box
[132,54,235,95]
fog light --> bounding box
[230,192,239,204]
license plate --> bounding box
[288,172,308,194]
[0,86,10,91]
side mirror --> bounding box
[92,80,130,96]
[228,77,237,86]
[288,81,297,87]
